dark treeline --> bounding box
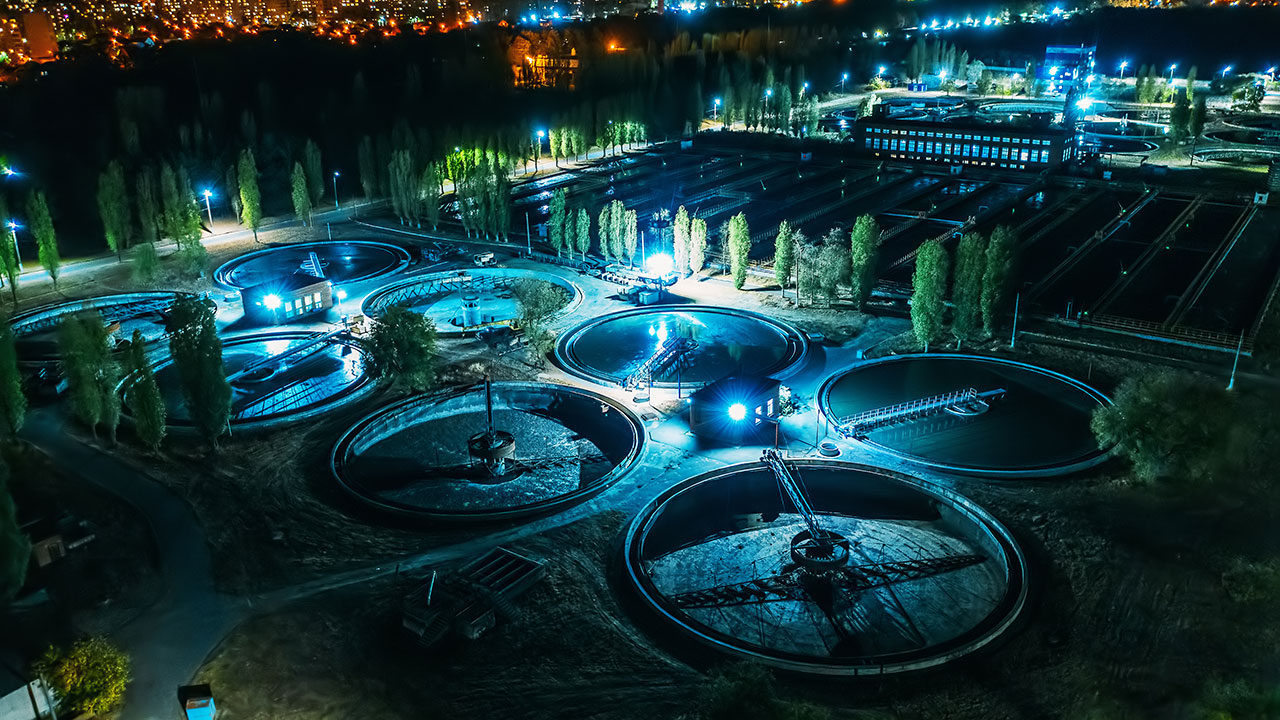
[0,4,911,254]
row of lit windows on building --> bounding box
[866,126,1057,147]
[283,291,324,318]
[865,137,1055,164]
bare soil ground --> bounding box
[194,512,703,720]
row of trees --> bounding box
[0,191,61,298]
[1133,64,1185,104]
[910,226,1017,350]
[672,206,709,278]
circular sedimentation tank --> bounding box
[555,306,807,389]
[622,459,1028,676]
[1085,135,1159,154]
[10,291,191,365]
[1192,147,1280,165]
[360,268,581,334]
[331,381,645,521]
[147,330,372,429]
[820,354,1110,477]
[213,240,410,289]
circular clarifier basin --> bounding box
[331,381,644,521]
[214,240,410,289]
[361,268,580,334]
[1085,135,1159,153]
[148,331,371,429]
[10,292,191,365]
[820,354,1110,477]
[555,307,807,388]
[622,459,1027,676]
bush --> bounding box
[33,637,130,717]
[1221,557,1280,604]
[697,663,829,720]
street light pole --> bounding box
[1119,61,1128,79]
[841,72,848,93]
[1227,330,1245,390]
[1010,292,1021,349]
[1168,63,1177,83]
[202,189,214,228]
[332,171,340,210]
[535,130,545,173]
[5,222,22,272]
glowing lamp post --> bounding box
[1221,65,1232,78]
[727,403,747,422]
[713,97,720,122]
[332,171,340,210]
[1168,63,1177,83]
[534,129,545,173]
[1119,60,1128,79]
[841,72,849,93]
[202,189,213,227]
[4,221,21,272]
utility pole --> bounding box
[1227,330,1245,390]
[1010,292,1021,349]
[525,211,532,255]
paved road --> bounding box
[21,408,245,720]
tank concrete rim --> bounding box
[818,353,1113,478]
[359,268,583,335]
[139,330,373,430]
[1191,147,1280,164]
[621,459,1030,676]
[553,306,809,389]
[212,240,411,290]
[10,291,195,365]
[330,381,645,522]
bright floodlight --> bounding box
[202,189,212,198]
[335,288,348,300]
[646,252,674,275]
[842,72,849,80]
[1,167,14,177]
[537,129,545,137]
[714,97,721,105]
[727,403,747,422]
[878,65,886,74]
[1076,97,1094,111]
[334,170,340,177]
[1120,61,1128,68]
[263,294,282,310]
[1222,66,1233,77]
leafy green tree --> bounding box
[673,205,691,275]
[1184,65,1198,103]
[951,232,987,345]
[575,207,591,259]
[159,162,183,241]
[1190,96,1208,140]
[598,205,613,262]
[981,225,1017,335]
[689,217,707,276]
[168,296,231,449]
[548,188,567,256]
[609,200,626,262]
[0,459,29,602]
[58,315,120,441]
[849,214,881,309]
[911,239,949,350]
[388,149,416,225]
[1091,372,1236,484]
[26,191,59,290]
[816,231,851,304]
[365,306,438,392]
[420,163,441,231]
[1095,368,1244,481]
[728,212,750,289]
[34,637,131,717]
[623,208,638,266]
[1170,91,1191,143]
[290,162,312,226]
[1242,82,1265,111]
[131,241,160,284]
[977,69,995,96]
[773,220,795,295]
[303,138,324,204]
[0,195,18,302]
[97,160,131,260]
[0,326,25,438]
[237,148,263,242]
[170,170,206,278]
[513,279,566,364]
[124,330,165,452]
[224,165,241,222]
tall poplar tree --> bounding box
[0,325,25,438]
[237,148,263,242]
[773,220,794,296]
[981,225,1017,335]
[951,231,987,346]
[0,196,18,301]
[673,206,691,275]
[548,188,567,256]
[97,160,131,260]
[303,139,324,204]
[575,207,591,258]
[728,212,750,290]
[623,208,638,266]
[169,296,231,449]
[291,162,312,226]
[124,330,166,452]
[911,239,949,351]
[598,205,612,262]
[689,217,707,276]
[849,214,881,309]
[27,191,59,290]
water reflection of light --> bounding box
[649,321,669,344]
[261,338,295,357]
